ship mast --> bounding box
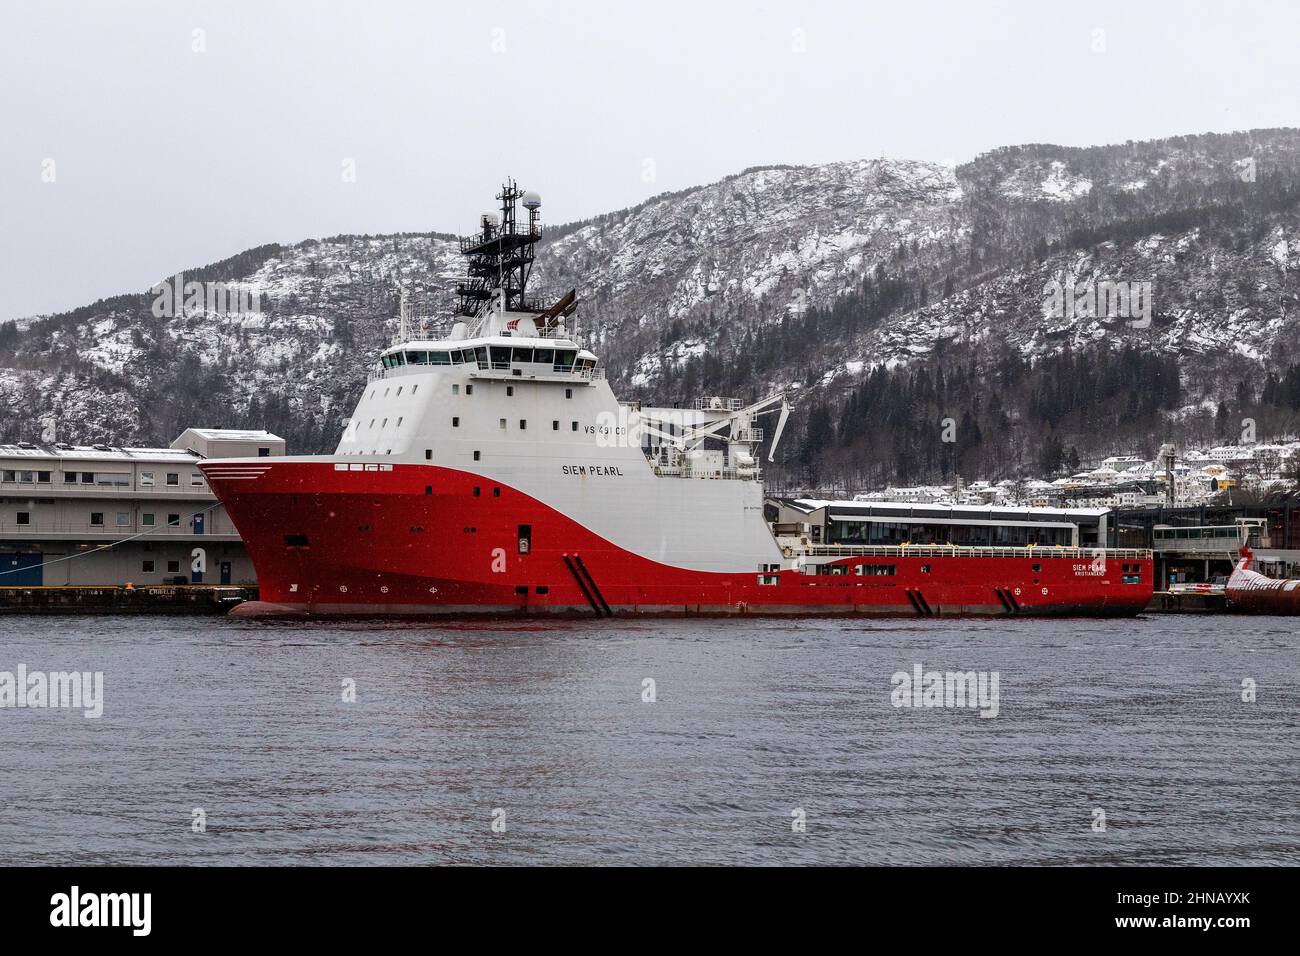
[456,179,544,333]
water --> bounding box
[0,614,1296,865]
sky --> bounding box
[1,0,1297,321]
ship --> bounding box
[200,181,1154,618]
[1226,546,1300,613]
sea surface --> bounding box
[0,613,1297,866]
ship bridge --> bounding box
[370,331,601,384]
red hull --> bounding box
[200,461,1153,618]
[1226,546,1300,613]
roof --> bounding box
[780,498,1112,521]
[182,429,282,441]
[0,443,199,463]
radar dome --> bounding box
[522,190,542,210]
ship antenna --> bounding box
[397,284,409,344]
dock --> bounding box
[0,585,256,614]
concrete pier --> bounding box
[0,585,256,614]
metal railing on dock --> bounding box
[797,545,1153,560]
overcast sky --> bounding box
[1,0,1296,321]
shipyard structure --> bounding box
[0,429,283,587]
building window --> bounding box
[466,384,473,395]
[507,386,514,396]
[191,473,204,487]
[140,471,155,486]
[142,513,155,526]
[90,512,104,526]
[142,560,154,573]
[571,421,578,431]
[166,473,179,486]
[1,470,13,482]
[167,514,180,526]
[473,450,480,461]
[452,384,459,395]
[258,447,270,457]
[63,472,77,484]
[552,420,559,430]
[499,419,507,430]
[425,449,432,460]
[452,417,460,427]
[519,419,526,430]
[117,512,130,526]
[167,561,180,573]
[473,487,480,497]
[16,512,29,525]
[81,472,94,484]
[493,487,501,497]
[36,471,50,483]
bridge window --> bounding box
[554,350,576,369]
[535,348,554,365]
[406,351,428,365]
[490,346,511,367]
[511,347,534,363]
[430,351,452,365]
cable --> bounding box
[0,502,224,579]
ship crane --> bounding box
[635,393,792,478]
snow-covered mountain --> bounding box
[4,127,1300,484]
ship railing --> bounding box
[458,224,543,253]
[796,545,1153,560]
[694,397,743,411]
[370,361,602,382]
[648,460,761,482]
